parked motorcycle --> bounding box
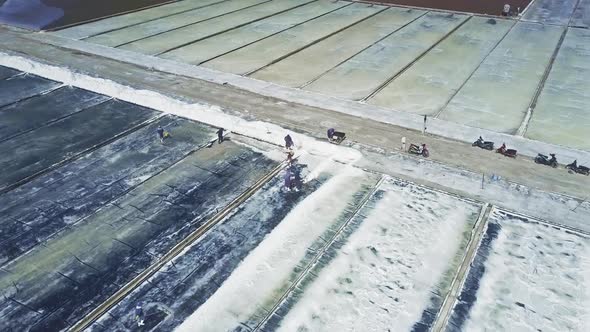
[496,143,517,158]
[534,153,558,168]
[409,143,429,157]
[472,136,494,150]
[566,160,590,176]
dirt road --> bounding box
[1,25,588,199]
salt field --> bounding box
[3,67,475,331]
[46,0,590,151]
[525,27,590,151]
[0,65,19,79]
[54,0,225,40]
[304,11,468,100]
[0,0,174,30]
[105,174,481,332]
[90,156,346,331]
[0,74,61,108]
[122,0,312,56]
[0,68,277,330]
[437,22,563,133]
[250,7,425,88]
[522,0,579,25]
[260,178,481,331]
[2,0,590,331]
[84,0,269,48]
[572,0,590,28]
[448,209,590,332]
[160,0,349,65]
[0,87,109,143]
[368,16,514,116]
[203,2,382,75]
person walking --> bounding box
[217,128,224,144]
[135,304,145,327]
[502,3,510,16]
[284,134,294,149]
[284,168,292,191]
[156,125,165,143]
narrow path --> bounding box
[432,203,492,332]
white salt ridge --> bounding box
[276,178,480,331]
[175,164,370,332]
[0,53,362,166]
[461,210,590,332]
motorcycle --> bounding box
[534,153,558,168]
[472,136,494,150]
[409,143,429,157]
[496,143,517,158]
[566,160,590,176]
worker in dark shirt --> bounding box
[156,125,164,143]
[284,134,294,149]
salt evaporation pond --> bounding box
[177,175,482,331]
[448,209,590,332]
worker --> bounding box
[156,125,164,143]
[135,304,145,327]
[284,134,294,149]
[502,4,510,16]
[327,128,335,141]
